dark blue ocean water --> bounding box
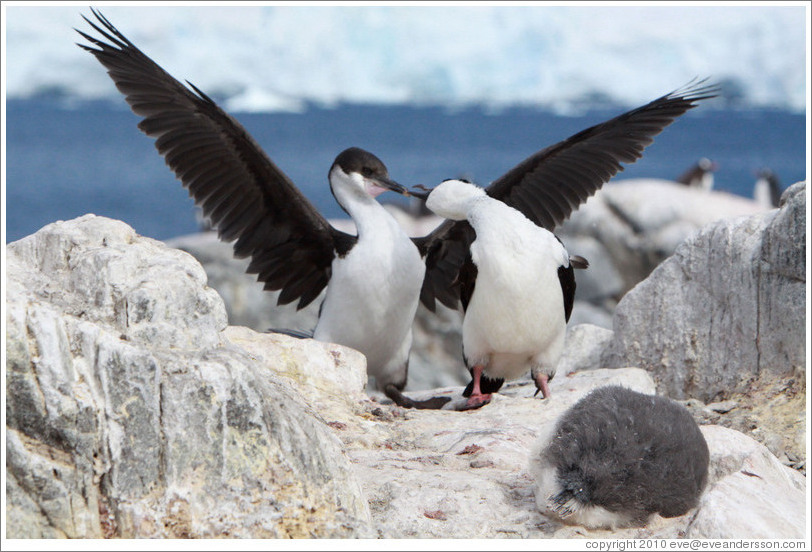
[5,98,806,243]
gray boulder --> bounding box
[224,319,806,539]
[568,300,615,330]
[557,323,615,376]
[687,425,807,539]
[559,234,626,304]
[603,182,806,402]
[5,215,371,538]
[224,325,806,540]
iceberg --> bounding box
[4,4,807,113]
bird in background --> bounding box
[676,157,718,190]
[753,168,783,208]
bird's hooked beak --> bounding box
[406,184,433,200]
[366,175,409,197]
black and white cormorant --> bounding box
[76,9,447,410]
[676,157,718,190]
[753,168,783,208]
[529,386,709,529]
[409,81,717,409]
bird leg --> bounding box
[384,384,451,410]
[533,372,552,399]
[462,365,492,410]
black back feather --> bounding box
[558,264,576,323]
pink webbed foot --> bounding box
[461,393,492,411]
[458,364,492,411]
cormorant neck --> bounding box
[330,171,394,238]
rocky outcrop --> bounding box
[7,212,805,539]
[603,182,805,401]
[687,426,806,539]
[5,215,371,538]
[205,328,808,539]
[155,324,812,539]
[556,323,614,377]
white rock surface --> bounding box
[7,213,805,540]
[687,426,807,539]
[5,215,372,538]
[557,323,615,376]
[244,329,806,539]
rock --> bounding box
[601,182,806,473]
[675,378,806,475]
[6,215,806,539]
[5,215,371,538]
[346,368,660,538]
[707,400,738,414]
[336,367,803,539]
[166,231,320,333]
[557,324,614,376]
[568,300,615,329]
[559,234,625,303]
[407,304,469,391]
[603,182,806,401]
[756,181,807,373]
[687,426,806,539]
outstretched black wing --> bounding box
[415,80,718,311]
[77,8,356,309]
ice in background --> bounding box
[2,4,808,243]
[3,4,807,113]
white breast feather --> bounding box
[463,200,568,374]
[315,214,424,379]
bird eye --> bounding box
[361,167,374,177]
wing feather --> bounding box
[76,9,355,309]
[416,79,718,311]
